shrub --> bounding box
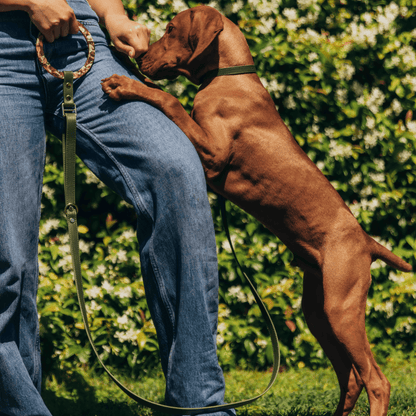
[38,0,416,376]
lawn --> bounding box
[43,357,416,416]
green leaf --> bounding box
[244,339,256,357]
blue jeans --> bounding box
[0,2,235,415]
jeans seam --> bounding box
[149,243,176,337]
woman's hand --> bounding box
[27,0,79,42]
[105,16,150,59]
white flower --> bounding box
[172,0,188,12]
[248,0,261,7]
[115,286,132,299]
[297,0,315,9]
[406,120,416,134]
[258,17,275,34]
[363,129,384,149]
[39,260,50,275]
[397,150,411,163]
[257,0,281,17]
[352,81,364,97]
[308,52,318,62]
[40,219,61,235]
[362,12,373,25]
[256,339,268,348]
[282,8,298,21]
[117,315,129,326]
[219,306,231,318]
[42,185,55,200]
[114,328,140,344]
[374,159,385,171]
[284,95,297,109]
[349,202,361,218]
[88,300,102,312]
[79,240,93,254]
[218,322,227,333]
[102,280,114,293]
[54,284,62,293]
[366,87,385,114]
[336,88,348,105]
[349,173,362,186]
[116,229,136,243]
[310,62,323,75]
[95,264,106,276]
[366,117,376,129]
[85,170,100,184]
[360,186,373,197]
[346,22,378,47]
[86,286,102,299]
[329,140,353,159]
[316,161,325,171]
[228,286,247,303]
[403,74,416,92]
[231,0,244,14]
[398,45,416,69]
[117,249,128,263]
[324,127,336,138]
[369,172,385,183]
[217,334,225,344]
[337,63,355,81]
[375,301,394,318]
[391,99,402,115]
[57,255,72,272]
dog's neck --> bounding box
[194,17,255,85]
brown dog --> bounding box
[101,6,412,416]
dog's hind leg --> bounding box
[317,232,391,416]
[302,271,364,416]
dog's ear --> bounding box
[188,6,224,66]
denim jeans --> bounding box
[0,2,235,415]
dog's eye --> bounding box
[166,25,174,34]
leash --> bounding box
[37,29,279,413]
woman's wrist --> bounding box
[0,0,34,12]
[100,12,129,29]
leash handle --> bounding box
[36,23,95,80]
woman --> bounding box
[0,1,234,415]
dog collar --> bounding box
[200,64,256,84]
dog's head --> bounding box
[138,6,224,83]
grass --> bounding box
[43,357,416,416]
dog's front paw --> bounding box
[101,74,141,101]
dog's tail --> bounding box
[371,238,413,272]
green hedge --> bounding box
[38,0,416,377]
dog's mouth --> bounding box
[138,58,179,81]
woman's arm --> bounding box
[0,0,31,12]
[0,0,79,42]
[87,0,150,58]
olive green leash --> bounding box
[37,27,280,415]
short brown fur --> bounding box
[101,7,412,415]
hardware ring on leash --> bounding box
[37,26,279,414]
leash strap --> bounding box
[62,77,280,412]
[39,30,279,412]
[200,64,257,84]
[61,80,280,413]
